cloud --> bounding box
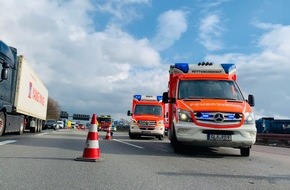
[94,0,151,25]
[205,24,290,118]
[151,10,188,51]
[198,13,225,51]
[0,0,165,120]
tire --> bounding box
[240,147,250,157]
[170,126,183,153]
[129,130,136,139]
[0,112,6,136]
[158,135,164,140]
[18,119,24,135]
[30,127,36,133]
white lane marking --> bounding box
[0,140,17,145]
[113,139,144,149]
[36,133,49,136]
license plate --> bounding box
[208,134,232,141]
[142,131,151,134]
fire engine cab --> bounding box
[162,62,256,156]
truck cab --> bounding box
[163,62,256,156]
[97,115,112,131]
[127,95,165,140]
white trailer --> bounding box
[14,55,48,132]
[0,40,48,136]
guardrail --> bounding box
[256,133,290,147]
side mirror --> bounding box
[248,94,255,107]
[1,68,8,80]
[127,110,132,116]
[162,92,169,103]
[162,92,176,103]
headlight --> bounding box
[130,119,137,125]
[244,112,255,124]
[178,109,193,122]
[157,120,164,125]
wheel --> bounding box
[170,126,183,153]
[240,147,250,157]
[18,119,24,135]
[30,127,36,133]
[0,112,6,136]
[129,130,136,139]
[158,135,164,140]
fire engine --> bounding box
[97,115,112,131]
[127,95,165,140]
[162,62,256,156]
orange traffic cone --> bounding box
[105,127,111,140]
[75,114,101,162]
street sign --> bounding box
[73,114,90,121]
[60,111,69,119]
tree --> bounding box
[46,97,61,120]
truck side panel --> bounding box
[14,56,48,120]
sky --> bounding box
[1,0,290,121]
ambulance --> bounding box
[127,95,165,140]
[162,62,256,156]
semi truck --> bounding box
[127,95,165,140]
[97,115,112,131]
[162,62,256,156]
[0,40,48,136]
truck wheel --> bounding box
[0,112,6,136]
[240,147,250,157]
[170,126,183,153]
[30,127,36,133]
[18,119,24,135]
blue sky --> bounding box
[1,0,290,121]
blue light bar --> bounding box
[133,95,142,101]
[157,96,162,102]
[201,113,210,119]
[221,63,235,74]
[174,63,189,73]
[227,114,235,120]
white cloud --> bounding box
[94,0,151,25]
[198,13,224,51]
[205,24,290,118]
[0,0,165,120]
[151,10,188,51]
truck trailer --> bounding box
[162,62,256,156]
[127,95,165,140]
[0,40,48,136]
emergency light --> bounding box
[133,95,163,102]
[174,63,189,73]
[173,62,236,75]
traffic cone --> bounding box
[105,127,111,140]
[75,114,101,162]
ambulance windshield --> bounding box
[178,80,244,100]
[134,105,162,116]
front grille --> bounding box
[194,112,242,125]
[138,120,156,127]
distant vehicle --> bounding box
[57,121,64,129]
[97,115,112,131]
[0,40,49,136]
[256,117,290,134]
[45,119,58,130]
[127,95,165,140]
[77,124,85,130]
[111,125,117,132]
